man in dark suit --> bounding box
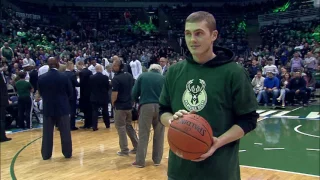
[0,65,12,142]
[79,62,93,129]
[64,61,79,130]
[38,57,73,160]
[90,65,110,131]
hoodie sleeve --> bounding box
[159,68,173,117]
[232,67,259,134]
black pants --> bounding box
[83,103,92,128]
[41,115,72,160]
[92,102,110,129]
[18,96,32,129]
[69,98,77,128]
[287,90,308,104]
[0,105,8,140]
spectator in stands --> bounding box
[0,42,14,66]
[262,58,278,76]
[251,70,265,103]
[262,71,279,107]
[248,59,262,79]
[15,71,34,129]
[304,52,317,73]
[23,54,36,67]
[131,64,165,168]
[277,72,291,107]
[287,71,308,106]
[304,71,316,101]
[290,52,304,72]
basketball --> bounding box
[167,114,214,160]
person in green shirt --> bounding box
[159,11,259,180]
[15,71,34,129]
[131,64,165,168]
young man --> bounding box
[159,11,259,180]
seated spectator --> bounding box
[287,71,308,106]
[277,72,291,107]
[304,71,316,101]
[248,59,262,79]
[251,71,265,103]
[263,58,278,76]
[290,52,304,72]
[262,71,279,107]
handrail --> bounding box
[258,8,319,23]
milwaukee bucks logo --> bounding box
[182,79,207,112]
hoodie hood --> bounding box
[186,46,235,67]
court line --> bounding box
[241,165,320,177]
[294,125,320,138]
[10,136,42,180]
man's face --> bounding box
[184,21,217,56]
[159,58,167,67]
[252,60,257,66]
[256,72,262,78]
[112,63,120,72]
[267,72,274,78]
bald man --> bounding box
[38,57,73,160]
[89,64,110,130]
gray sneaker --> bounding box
[117,151,129,156]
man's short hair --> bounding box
[185,11,216,31]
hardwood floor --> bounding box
[0,120,318,180]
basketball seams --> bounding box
[167,135,207,154]
[169,125,211,149]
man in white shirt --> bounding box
[251,70,265,103]
[304,52,317,73]
[129,56,142,80]
[88,58,107,75]
[23,54,36,67]
[263,58,278,76]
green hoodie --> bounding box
[159,46,258,180]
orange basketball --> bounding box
[167,114,214,160]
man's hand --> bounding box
[295,90,300,94]
[192,137,219,162]
[8,100,12,104]
[169,110,196,124]
[268,88,272,92]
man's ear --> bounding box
[211,30,218,42]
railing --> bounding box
[258,8,320,27]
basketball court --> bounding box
[1,105,319,180]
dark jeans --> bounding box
[287,90,308,104]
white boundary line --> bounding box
[240,165,320,177]
[294,125,320,138]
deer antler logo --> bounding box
[182,79,207,112]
